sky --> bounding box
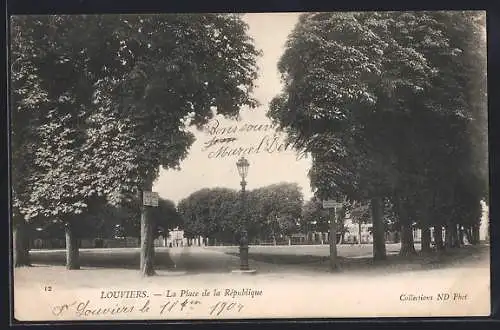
[153,13,314,204]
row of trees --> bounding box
[22,180,377,248]
[268,11,488,259]
[26,177,483,249]
[28,197,182,246]
[11,12,488,275]
[11,14,261,276]
[178,182,304,244]
[178,183,403,246]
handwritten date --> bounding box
[160,299,202,314]
[209,301,244,316]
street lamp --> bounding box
[236,157,250,271]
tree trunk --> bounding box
[13,221,31,267]
[140,183,156,277]
[65,221,80,270]
[434,226,444,250]
[396,198,416,256]
[140,205,156,276]
[394,231,400,243]
[464,226,473,244]
[471,224,480,245]
[329,208,339,271]
[445,221,461,248]
[400,222,416,256]
[458,226,465,246]
[451,224,460,248]
[444,221,453,249]
[338,208,346,245]
[371,197,386,260]
[358,222,362,244]
[419,204,432,253]
[421,226,432,253]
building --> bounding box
[154,228,205,247]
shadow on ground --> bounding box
[29,249,177,270]
[223,244,489,275]
[28,247,242,274]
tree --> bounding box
[270,11,487,260]
[179,183,304,246]
[10,15,132,269]
[384,11,487,255]
[349,201,371,244]
[269,12,440,260]
[10,17,45,266]
[113,195,182,243]
[152,198,183,239]
[179,188,240,245]
[301,198,329,243]
[301,197,347,244]
[98,14,260,276]
[11,14,260,275]
[249,183,304,243]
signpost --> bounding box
[323,199,342,271]
[143,191,159,207]
[322,200,343,209]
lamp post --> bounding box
[236,157,250,271]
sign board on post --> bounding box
[143,191,159,207]
[322,200,343,209]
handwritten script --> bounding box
[50,288,264,319]
[202,119,307,160]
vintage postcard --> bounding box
[10,11,490,321]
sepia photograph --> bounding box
[10,11,490,321]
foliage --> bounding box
[11,13,260,219]
[349,201,371,226]
[179,183,304,243]
[269,11,487,252]
[11,14,260,271]
[99,14,261,192]
[11,16,134,222]
[179,188,240,242]
[249,183,304,240]
[152,198,183,237]
[301,197,330,233]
